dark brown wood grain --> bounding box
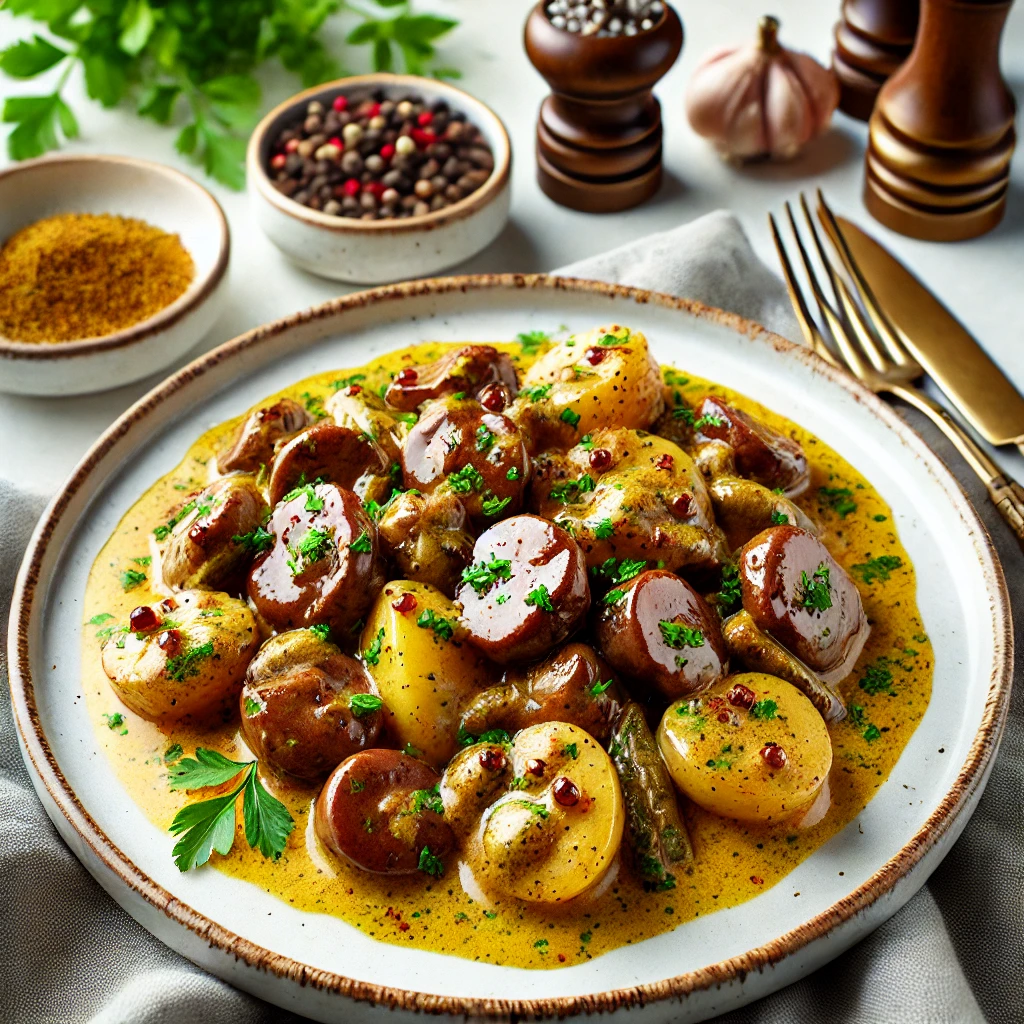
[864,0,1017,241]
[523,2,683,213]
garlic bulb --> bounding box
[685,16,839,162]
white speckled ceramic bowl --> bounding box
[0,154,230,397]
[9,277,1012,1023]
[247,74,511,283]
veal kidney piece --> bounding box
[216,397,312,474]
[693,396,809,496]
[595,569,727,701]
[738,524,868,683]
[248,482,385,635]
[384,344,518,410]
[456,514,590,664]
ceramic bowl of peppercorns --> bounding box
[247,74,511,284]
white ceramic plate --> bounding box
[9,277,1012,1023]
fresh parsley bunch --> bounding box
[0,0,458,188]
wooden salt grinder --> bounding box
[832,0,920,120]
[524,2,684,213]
[865,0,1017,241]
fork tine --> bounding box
[782,201,872,380]
[815,190,921,371]
[768,212,838,368]
[798,193,890,374]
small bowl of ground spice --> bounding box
[0,154,229,396]
[247,73,511,283]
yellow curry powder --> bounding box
[0,213,194,343]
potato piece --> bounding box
[531,428,727,576]
[475,722,624,904]
[359,580,494,767]
[511,325,664,450]
[657,672,832,824]
[101,590,258,725]
[439,740,513,836]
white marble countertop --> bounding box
[2,0,1022,495]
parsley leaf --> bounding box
[560,407,581,428]
[850,555,903,584]
[750,699,778,720]
[165,641,215,682]
[448,464,484,494]
[482,494,512,518]
[417,845,445,877]
[308,623,331,641]
[593,518,615,539]
[417,608,455,641]
[119,569,147,592]
[516,330,550,355]
[590,678,614,695]
[658,622,705,649]
[362,627,385,666]
[349,529,372,553]
[233,526,274,553]
[350,693,384,717]
[524,585,554,612]
[819,486,858,519]
[281,483,324,512]
[798,563,833,611]
[461,554,512,595]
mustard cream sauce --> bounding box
[81,341,932,969]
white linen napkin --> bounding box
[2,211,1020,1024]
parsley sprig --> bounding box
[0,1,460,187]
[167,748,294,871]
[461,554,512,595]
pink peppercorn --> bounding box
[332,95,348,112]
[342,178,361,197]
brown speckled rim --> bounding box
[0,154,230,361]
[247,73,512,236]
[9,276,1013,1018]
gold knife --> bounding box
[824,215,1024,452]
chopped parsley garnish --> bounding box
[673,405,695,425]
[243,696,266,717]
[482,494,512,518]
[348,529,372,553]
[102,712,127,735]
[693,413,726,431]
[750,699,778,720]
[329,373,367,391]
[403,742,422,757]
[165,641,215,682]
[770,510,790,525]
[88,612,114,626]
[603,588,625,605]
[410,784,444,815]
[675,701,706,730]
[308,623,331,641]
[506,466,521,481]
[524,585,554,612]
[590,678,614,696]
[658,621,705,649]
[362,628,385,666]
[300,527,333,561]
[863,724,882,743]
[521,382,553,402]
[233,525,274,553]
[859,659,897,696]
[560,407,581,428]
[562,742,578,759]
[534,938,549,950]
[496,593,509,604]
[850,554,903,584]
[819,486,857,518]
[475,425,495,451]
[131,555,152,566]
[350,693,384,717]
[417,608,455,641]
[509,776,529,791]
[598,333,620,346]
[873,513,888,522]
[516,330,549,355]
[549,473,595,505]
[350,778,366,793]
[717,563,742,613]
[847,705,866,728]
[798,563,833,612]
[281,482,324,511]
[478,728,513,746]
[300,391,326,419]
[448,464,485,493]
[119,569,147,592]
[418,846,445,877]
[364,487,408,521]
[153,498,199,541]
[461,554,512,595]
[579,434,595,451]
[166,748,294,871]
[593,518,615,539]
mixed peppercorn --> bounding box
[265,91,496,221]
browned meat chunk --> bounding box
[385,345,518,411]
[239,629,383,780]
[217,398,312,475]
[456,514,590,664]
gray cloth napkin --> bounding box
[2,211,1020,1024]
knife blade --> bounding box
[826,214,1024,447]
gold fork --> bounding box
[770,192,1024,545]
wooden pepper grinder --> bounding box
[524,2,684,213]
[832,0,920,120]
[865,0,1017,241]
